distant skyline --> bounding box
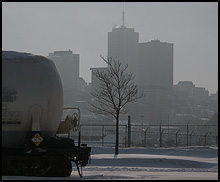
[2,2,218,94]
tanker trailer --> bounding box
[2,50,91,177]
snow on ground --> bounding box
[2,146,218,180]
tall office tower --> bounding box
[138,40,174,124]
[48,50,79,106]
[139,40,173,91]
[108,24,139,83]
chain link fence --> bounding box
[69,123,218,148]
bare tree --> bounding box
[89,56,145,155]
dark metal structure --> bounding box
[2,51,91,177]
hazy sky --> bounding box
[2,2,218,94]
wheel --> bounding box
[46,153,72,177]
[2,152,12,176]
[2,152,20,176]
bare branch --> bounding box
[90,56,145,117]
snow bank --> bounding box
[2,146,218,180]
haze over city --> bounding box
[2,2,218,94]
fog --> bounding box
[2,2,218,93]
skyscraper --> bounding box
[139,40,173,91]
[48,50,79,106]
[96,8,174,124]
[138,40,174,124]
[108,25,139,83]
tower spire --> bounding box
[122,2,125,26]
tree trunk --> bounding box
[115,113,119,155]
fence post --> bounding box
[189,131,194,146]
[160,129,165,147]
[159,121,162,147]
[128,116,131,147]
[144,127,150,147]
[216,135,218,146]
[125,125,127,147]
[187,120,190,146]
[102,125,104,146]
[204,132,208,146]
[159,121,165,147]
[176,130,180,147]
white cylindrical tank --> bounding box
[2,51,63,148]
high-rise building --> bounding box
[108,25,139,83]
[92,10,174,124]
[139,40,173,91]
[48,50,79,106]
[138,40,174,124]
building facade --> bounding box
[108,25,139,83]
[91,26,174,124]
[48,50,79,106]
[138,40,173,91]
[90,67,108,93]
[137,40,174,124]
[174,81,209,105]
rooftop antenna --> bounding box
[122,2,125,26]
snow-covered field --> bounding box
[2,146,218,180]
